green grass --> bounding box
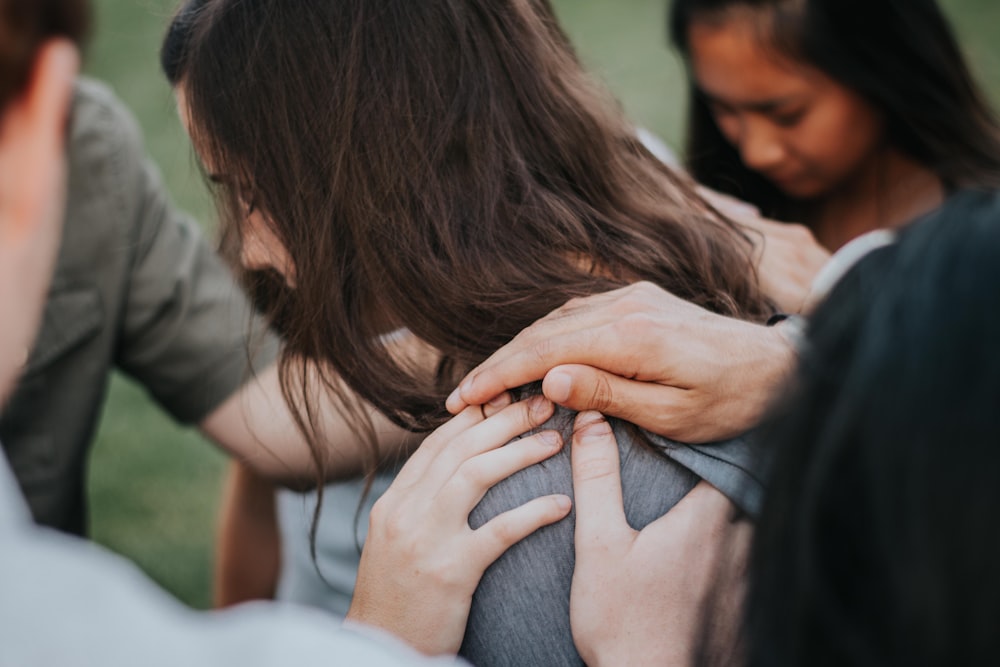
[85,0,1000,609]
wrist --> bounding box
[725,319,798,431]
[587,645,691,667]
[771,314,807,352]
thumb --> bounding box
[571,411,628,546]
[543,364,686,438]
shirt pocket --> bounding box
[23,286,104,376]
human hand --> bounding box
[738,215,830,315]
[346,395,572,656]
[446,282,795,443]
[699,187,830,314]
[569,412,751,667]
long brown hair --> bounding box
[171,0,769,456]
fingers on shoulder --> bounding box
[570,412,622,483]
[447,429,563,502]
[425,395,550,455]
[471,494,572,566]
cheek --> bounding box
[714,112,741,147]
[239,231,276,271]
[239,217,298,287]
[793,95,884,181]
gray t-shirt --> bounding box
[276,468,399,616]
[275,405,763,667]
[461,407,763,667]
[0,79,277,534]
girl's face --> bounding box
[687,17,884,200]
[175,86,296,285]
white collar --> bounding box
[0,445,32,531]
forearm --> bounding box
[200,363,422,484]
[214,461,281,607]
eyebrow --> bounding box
[700,90,803,114]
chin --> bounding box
[774,177,827,200]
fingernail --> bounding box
[481,392,513,418]
[488,392,512,410]
[553,495,572,512]
[545,370,573,403]
[574,411,611,443]
[528,395,554,420]
[538,430,562,449]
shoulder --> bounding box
[63,78,162,248]
[70,77,145,168]
[67,78,150,223]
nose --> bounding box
[239,234,275,273]
[238,217,298,288]
[736,117,786,174]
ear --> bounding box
[0,40,79,241]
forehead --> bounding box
[174,84,228,182]
[687,17,820,105]
[174,85,193,134]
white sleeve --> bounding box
[636,127,680,168]
[0,453,460,667]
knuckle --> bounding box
[372,504,407,541]
[431,553,465,582]
[617,310,655,335]
[608,316,636,342]
[573,456,618,483]
[610,314,659,362]
[457,457,491,488]
[612,293,640,317]
[583,372,614,412]
[528,336,556,368]
[414,553,467,591]
[508,322,541,348]
[629,281,661,308]
[488,517,519,546]
[632,280,658,297]
[526,395,554,424]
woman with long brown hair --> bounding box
[168,0,774,663]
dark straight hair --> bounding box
[735,191,1000,666]
[0,0,89,109]
[669,0,1000,221]
[164,0,771,470]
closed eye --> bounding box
[770,108,806,128]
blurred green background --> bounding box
[85,0,1000,609]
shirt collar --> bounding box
[0,445,32,531]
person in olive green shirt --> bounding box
[1,77,415,536]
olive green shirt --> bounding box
[0,79,278,535]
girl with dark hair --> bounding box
[165,0,776,663]
[670,0,1000,251]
